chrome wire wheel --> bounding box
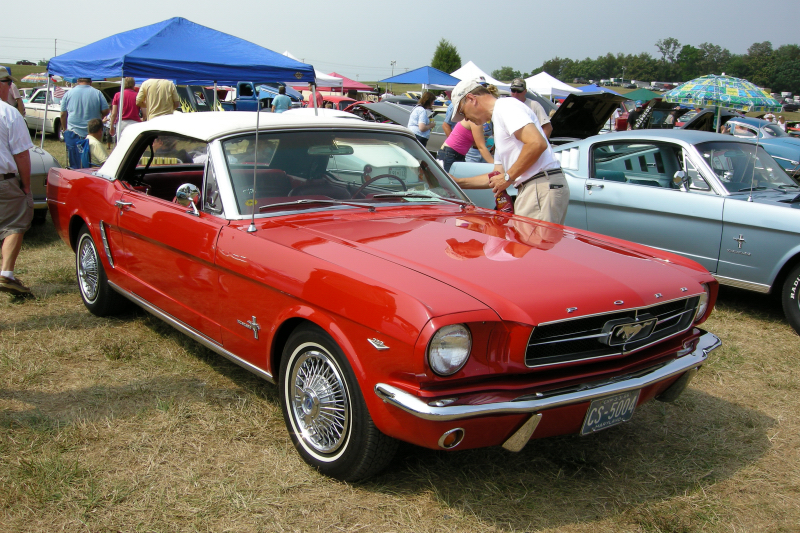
[77,234,99,304]
[289,348,350,456]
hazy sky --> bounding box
[2,0,798,82]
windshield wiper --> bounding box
[370,192,473,208]
[777,184,800,189]
[736,186,768,192]
[259,199,375,212]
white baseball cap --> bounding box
[449,78,484,122]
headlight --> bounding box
[428,324,472,376]
[694,283,710,321]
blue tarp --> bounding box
[47,17,315,85]
[379,66,461,87]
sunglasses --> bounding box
[0,79,12,85]
[510,88,525,93]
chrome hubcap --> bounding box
[78,237,99,302]
[290,350,349,454]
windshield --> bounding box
[221,130,468,216]
[696,141,799,193]
[761,123,789,137]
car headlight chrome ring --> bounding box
[695,283,710,321]
[428,324,472,376]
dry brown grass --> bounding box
[2,212,800,532]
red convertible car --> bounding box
[47,112,720,481]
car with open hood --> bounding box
[47,112,720,481]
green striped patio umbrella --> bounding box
[664,74,782,132]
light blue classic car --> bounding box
[719,116,800,178]
[450,129,800,335]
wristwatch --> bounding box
[504,173,511,182]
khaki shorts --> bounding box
[514,170,569,225]
[0,176,34,240]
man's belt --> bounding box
[517,167,562,189]
[2,173,16,180]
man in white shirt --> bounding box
[450,78,569,224]
[509,78,552,138]
[0,67,34,295]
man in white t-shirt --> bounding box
[0,67,34,295]
[450,78,569,224]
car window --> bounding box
[203,154,223,216]
[31,91,61,105]
[681,151,712,192]
[762,124,788,137]
[592,142,683,188]
[696,141,799,193]
[221,130,468,216]
[137,134,207,167]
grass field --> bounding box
[2,147,800,532]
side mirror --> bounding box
[673,170,690,191]
[176,183,200,216]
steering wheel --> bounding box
[351,174,407,198]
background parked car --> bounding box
[28,146,61,223]
[24,87,69,140]
[722,116,800,179]
[346,101,446,156]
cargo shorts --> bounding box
[0,176,34,240]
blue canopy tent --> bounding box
[578,84,623,96]
[44,17,317,146]
[47,17,315,85]
[379,66,461,90]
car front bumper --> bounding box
[375,330,720,423]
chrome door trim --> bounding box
[713,275,771,293]
[108,281,274,383]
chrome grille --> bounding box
[525,297,699,367]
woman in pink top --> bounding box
[440,119,494,172]
[109,78,142,140]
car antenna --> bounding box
[247,108,261,233]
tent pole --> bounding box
[117,76,124,144]
[214,82,218,111]
[312,83,318,116]
[41,75,51,149]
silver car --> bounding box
[451,129,800,335]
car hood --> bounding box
[275,209,709,326]
[728,189,800,208]
[550,92,630,141]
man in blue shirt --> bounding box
[271,86,292,113]
[60,78,109,168]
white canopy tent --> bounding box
[282,51,343,87]
[525,72,582,98]
[450,61,510,90]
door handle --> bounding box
[586,183,604,190]
[115,200,134,209]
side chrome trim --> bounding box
[99,220,114,268]
[108,281,274,383]
[713,275,770,293]
[374,331,720,422]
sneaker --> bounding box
[0,275,31,295]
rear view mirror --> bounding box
[308,145,354,156]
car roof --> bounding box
[727,116,772,127]
[97,111,409,180]
[553,129,743,149]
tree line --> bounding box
[432,38,800,93]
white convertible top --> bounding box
[98,111,408,180]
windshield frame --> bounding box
[216,127,469,220]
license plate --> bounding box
[580,390,640,435]
[388,166,406,179]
